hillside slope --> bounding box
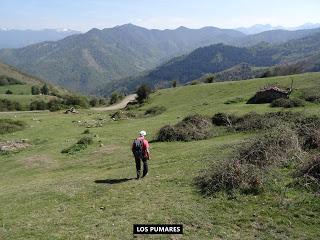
[1,73,320,239]
[103,32,320,94]
[0,62,70,110]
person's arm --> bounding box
[145,140,150,160]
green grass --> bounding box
[0,94,57,110]
[1,72,320,239]
[0,85,31,95]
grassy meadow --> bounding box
[1,73,320,239]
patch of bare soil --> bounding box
[23,155,57,169]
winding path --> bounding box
[92,94,137,111]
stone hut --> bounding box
[247,86,292,104]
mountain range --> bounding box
[236,23,320,35]
[0,29,80,49]
[0,24,320,94]
[98,31,320,94]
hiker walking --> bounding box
[132,130,150,179]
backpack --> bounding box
[133,139,144,157]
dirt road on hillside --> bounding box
[92,94,137,111]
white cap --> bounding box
[139,130,147,136]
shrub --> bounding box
[89,98,99,107]
[64,95,89,108]
[0,99,22,111]
[233,112,278,131]
[212,113,239,126]
[195,160,264,196]
[301,87,320,103]
[31,85,41,95]
[190,80,201,85]
[206,76,214,83]
[110,110,136,120]
[0,119,26,134]
[77,136,93,145]
[157,115,212,142]
[5,90,13,94]
[296,155,320,191]
[47,99,65,111]
[271,98,305,108]
[83,129,90,134]
[172,80,177,88]
[237,124,302,168]
[109,92,123,105]
[41,84,50,95]
[136,84,151,103]
[62,136,93,154]
[29,100,48,110]
[144,106,166,116]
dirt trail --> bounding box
[92,94,137,111]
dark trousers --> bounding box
[134,155,148,178]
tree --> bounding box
[31,85,40,95]
[136,84,151,103]
[89,98,98,107]
[41,84,49,95]
[172,80,177,88]
[206,76,214,83]
[109,92,123,105]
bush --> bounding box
[271,98,305,108]
[47,99,65,111]
[109,92,123,105]
[190,80,201,85]
[110,111,136,120]
[144,106,166,116]
[237,124,302,168]
[296,155,320,191]
[157,115,212,142]
[5,90,13,94]
[301,87,320,103]
[0,99,22,111]
[77,136,93,145]
[136,84,151,103]
[29,100,48,110]
[195,160,264,196]
[64,95,89,108]
[41,84,50,95]
[83,129,90,134]
[31,85,41,95]
[89,98,98,107]
[212,113,239,126]
[233,112,278,131]
[0,119,26,134]
[62,136,93,154]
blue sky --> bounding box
[1,0,320,31]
